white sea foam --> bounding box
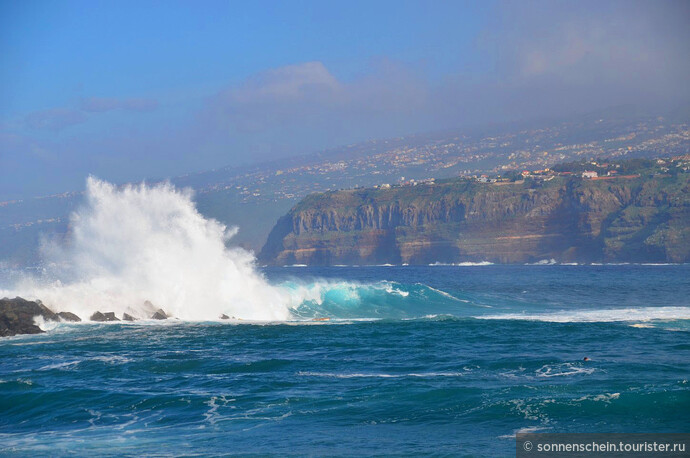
[203,396,235,426]
[526,259,557,265]
[33,315,61,332]
[499,426,551,439]
[89,355,133,364]
[535,363,595,378]
[574,392,620,402]
[422,285,470,303]
[38,361,81,371]
[479,306,690,323]
[0,378,34,386]
[298,371,468,378]
[639,263,677,266]
[37,355,132,371]
[383,282,409,297]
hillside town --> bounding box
[189,116,689,204]
[467,155,690,184]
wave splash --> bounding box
[4,178,292,321]
[1,178,473,322]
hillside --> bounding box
[259,158,690,265]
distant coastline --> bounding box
[259,156,690,266]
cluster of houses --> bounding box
[374,156,689,190]
[471,161,632,183]
[470,156,690,184]
[374,177,436,189]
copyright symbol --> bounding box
[523,440,533,451]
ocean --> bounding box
[2,264,689,456]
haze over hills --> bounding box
[1,107,688,267]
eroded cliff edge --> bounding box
[259,171,690,265]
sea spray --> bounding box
[5,178,292,321]
[6,179,442,322]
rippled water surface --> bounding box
[1,265,689,456]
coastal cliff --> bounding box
[259,167,690,265]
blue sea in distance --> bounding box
[1,265,689,456]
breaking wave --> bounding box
[2,178,292,321]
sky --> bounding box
[1,0,689,199]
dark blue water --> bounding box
[1,265,689,456]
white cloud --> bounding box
[203,60,429,136]
[226,61,340,102]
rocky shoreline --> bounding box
[0,297,173,337]
[0,297,60,337]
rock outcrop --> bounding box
[260,173,690,265]
[90,311,120,322]
[151,309,168,320]
[0,297,59,337]
[58,312,81,322]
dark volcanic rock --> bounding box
[151,309,168,320]
[103,312,119,321]
[0,297,59,337]
[90,311,120,322]
[220,314,230,320]
[57,312,81,322]
[122,313,136,321]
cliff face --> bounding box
[259,175,690,265]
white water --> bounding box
[479,306,690,323]
[3,178,294,321]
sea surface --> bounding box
[1,265,689,456]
